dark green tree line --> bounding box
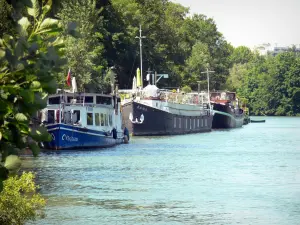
[53,0,233,90]
[227,46,300,116]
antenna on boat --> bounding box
[146,68,153,85]
[201,68,215,109]
[197,81,201,94]
[109,66,117,94]
[135,25,146,88]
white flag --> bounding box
[72,77,78,93]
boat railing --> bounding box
[158,91,209,106]
[46,101,114,109]
[210,91,236,102]
[119,89,211,109]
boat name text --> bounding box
[62,134,78,142]
[137,105,148,111]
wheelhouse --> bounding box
[40,92,122,132]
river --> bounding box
[25,116,300,225]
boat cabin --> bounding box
[40,92,122,132]
[210,91,236,103]
[119,85,210,106]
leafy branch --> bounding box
[0,0,74,191]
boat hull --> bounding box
[250,119,265,123]
[243,116,250,125]
[42,124,124,150]
[212,104,244,129]
[122,101,213,136]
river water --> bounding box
[24,117,300,225]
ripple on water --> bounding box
[26,117,300,225]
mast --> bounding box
[201,68,215,109]
[135,25,146,87]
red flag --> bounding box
[66,69,71,86]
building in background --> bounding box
[254,43,300,56]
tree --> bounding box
[226,63,249,91]
[182,85,192,93]
[58,0,106,91]
[0,0,15,37]
[184,42,211,90]
[0,172,46,225]
[230,46,254,64]
[235,50,300,116]
[0,0,70,189]
[180,14,233,90]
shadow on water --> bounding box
[33,195,230,225]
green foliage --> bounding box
[181,14,233,90]
[50,0,233,91]
[226,63,249,91]
[230,46,254,64]
[0,0,67,190]
[184,42,211,89]
[229,49,300,116]
[58,0,106,91]
[4,155,22,174]
[0,172,46,225]
[103,1,232,90]
[182,85,192,93]
[0,0,15,37]
[9,0,294,117]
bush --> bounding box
[0,172,46,225]
[182,85,192,93]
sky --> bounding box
[172,0,300,48]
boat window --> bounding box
[47,110,55,124]
[194,119,196,128]
[174,117,176,128]
[190,118,192,129]
[96,96,112,105]
[201,119,203,127]
[205,119,207,127]
[84,96,94,103]
[87,113,93,125]
[197,119,200,127]
[67,97,81,104]
[95,113,100,126]
[64,111,72,124]
[48,97,60,104]
[100,113,104,126]
[109,115,112,126]
[72,110,80,123]
[67,96,73,103]
[179,118,181,129]
[104,114,108,126]
[185,118,188,129]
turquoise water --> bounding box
[25,117,300,225]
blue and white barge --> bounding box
[40,91,127,150]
